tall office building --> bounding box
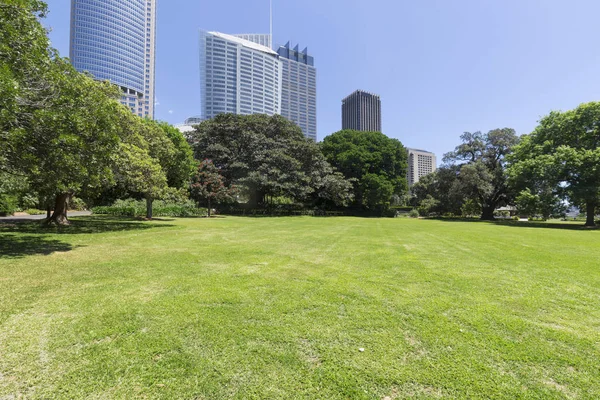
[233,34,272,48]
[277,43,317,141]
[199,31,281,120]
[70,0,156,119]
[406,148,437,186]
[341,90,382,132]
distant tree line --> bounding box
[2,1,598,227]
[410,103,600,226]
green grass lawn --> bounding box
[1,216,599,399]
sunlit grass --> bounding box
[1,216,599,398]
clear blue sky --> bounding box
[44,0,600,160]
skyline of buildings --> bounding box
[69,0,156,119]
[341,90,382,132]
[67,1,437,172]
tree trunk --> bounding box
[585,202,596,227]
[47,193,71,225]
[480,205,495,221]
[46,205,51,219]
[207,197,211,218]
[146,196,153,220]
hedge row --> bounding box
[92,200,206,218]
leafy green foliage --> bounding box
[321,130,408,210]
[509,102,600,226]
[410,166,462,215]
[0,193,18,216]
[190,114,352,208]
[92,199,206,218]
[417,195,440,216]
[190,159,237,216]
[444,129,519,220]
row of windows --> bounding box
[73,18,145,48]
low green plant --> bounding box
[23,209,46,215]
[92,199,207,218]
[69,196,88,211]
[0,194,18,216]
[409,209,420,218]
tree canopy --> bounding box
[189,113,353,208]
[444,129,519,220]
[509,102,600,226]
[320,130,408,210]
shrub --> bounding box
[0,194,18,216]
[409,209,420,218]
[92,199,207,218]
[23,209,46,215]
[19,193,39,210]
[69,196,88,211]
[512,216,520,221]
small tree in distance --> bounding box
[190,160,236,217]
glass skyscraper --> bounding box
[277,42,317,141]
[70,0,156,119]
[199,31,281,120]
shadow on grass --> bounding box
[430,217,597,231]
[0,216,175,235]
[0,216,175,259]
[0,234,78,259]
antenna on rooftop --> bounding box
[270,0,273,47]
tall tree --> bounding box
[321,130,408,210]
[1,0,52,176]
[410,165,462,215]
[509,102,600,226]
[6,57,124,224]
[190,114,351,207]
[190,159,236,217]
[112,113,195,219]
[444,129,519,220]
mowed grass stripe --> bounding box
[0,216,599,399]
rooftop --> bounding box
[208,31,278,56]
[342,90,381,103]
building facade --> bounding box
[406,148,437,186]
[233,34,272,48]
[175,116,202,135]
[341,90,382,132]
[69,0,156,119]
[277,42,317,141]
[199,31,281,121]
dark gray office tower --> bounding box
[341,90,382,132]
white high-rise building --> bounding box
[277,42,317,141]
[199,31,281,120]
[407,148,437,186]
[232,34,272,48]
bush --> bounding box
[409,209,420,218]
[23,209,46,215]
[92,199,207,218]
[69,196,88,211]
[0,194,18,216]
[512,216,520,221]
[19,193,39,210]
